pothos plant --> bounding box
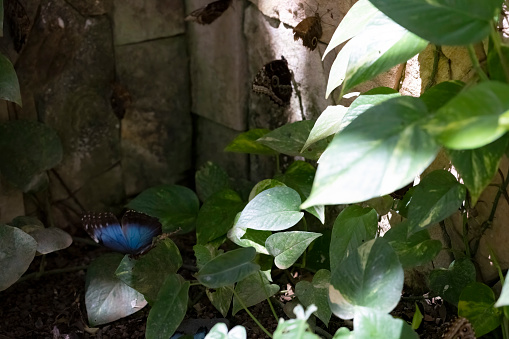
[76,1,509,339]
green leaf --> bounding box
[303,96,439,207]
[228,218,271,255]
[488,45,509,83]
[275,161,324,223]
[385,221,442,268]
[458,282,502,337]
[196,247,260,288]
[412,303,423,330]
[145,274,189,339]
[295,269,332,326]
[206,286,234,317]
[193,244,223,269]
[24,227,72,255]
[301,105,348,151]
[236,187,304,232]
[272,304,320,339]
[332,328,354,339]
[0,120,62,192]
[224,129,278,155]
[448,135,508,206]
[429,258,476,306]
[330,205,378,273]
[495,271,509,308]
[406,170,465,234]
[339,14,428,96]
[248,179,286,201]
[0,53,22,105]
[195,161,231,202]
[85,253,147,326]
[126,184,199,233]
[257,120,329,161]
[232,272,279,315]
[0,225,37,291]
[420,81,465,112]
[369,0,501,45]
[196,189,245,244]
[115,239,182,304]
[265,231,321,269]
[323,0,380,59]
[206,323,247,339]
[329,238,404,319]
[428,81,509,150]
[354,308,418,339]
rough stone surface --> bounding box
[113,0,185,45]
[186,0,248,131]
[66,0,112,16]
[116,37,191,196]
[195,116,249,180]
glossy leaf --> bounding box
[145,274,189,339]
[458,282,501,337]
[329,238,404,319]
[196,247,259,288]
[369,0,502,45]
[236,187,304,232]
[266,231,321,269]
[194,244,222,269]
[232,272,279,315]
[428,81,509,149]
[227,220,271,255]
[0,53,21,105]
[126,184,199,233]
[0,120,62,192]
[429,258,476,306]
[248,179,286,201]
[420,81,465,112]
[196,189,245,244]
[25,227,72,255]
[330,205,378,273]
[207,286,233,318]
[85,253,147,326]
[295,269,332,326]
[257,120,329,161]
[448,135,508,206]
[354,308,418,339]
[0,225,37,291]
[487,45,509,83]
[302,105,348,151]
[195,161,231,202]
[303,96,439,207]
[406,170,465,234]
[224,128,278,155]
[115,239,182,304]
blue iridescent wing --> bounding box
[120,210,162,254]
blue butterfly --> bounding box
[82,210,162,255]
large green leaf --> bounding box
[406,170,466,234]
[369,0,502,45]
[232,272,279,315]
[126,185,199,233]
[302,96,439,207]
[145,274,189,339]
[0,225,37,291]
[115,239,182,304]
[0,120,62,192]
[329,238,403,319]
[330,205,378,273]
[85,253,147,326]
[487,45,509,83]
[0,53,22,105]
[236,187,304,232]
[257,120,330,161]
[196,189,245,244]
[195,161,231,202]
[228,216,271,255]
[420,81,465,112]
[248,179,286,201]
[429,258,476,306]
[448,135,508,206]
[207,286,233,318]
[196,247,260,288]
[265,231,321,269]
[295,269,332,326]
[458,282,502,337]
[339,14,427,96]
[224,129,278,155]
[24,227,72,255]
[428,81,509,150]
[354,309,418,339]
[301,105,348,151]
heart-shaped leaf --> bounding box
[459,282,502,337]
[295,269,332,326]
[265,231,321,269]
[429,258,476,306]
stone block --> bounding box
[113,0,185,45]
[186,0,248,131]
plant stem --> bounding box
[502,318,509,339]
[259,271,279,322]
[231,287,273,338]
[467,44,489,82]
[488,246,505,284]
[17,265,89,283]
[491,25,509,82]
[425,45,441,91]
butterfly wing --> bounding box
[252,57,293,106]
[120,211,162,255]
[82,212,135,254]
[293,15,322,50]
[185,0,232,25]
